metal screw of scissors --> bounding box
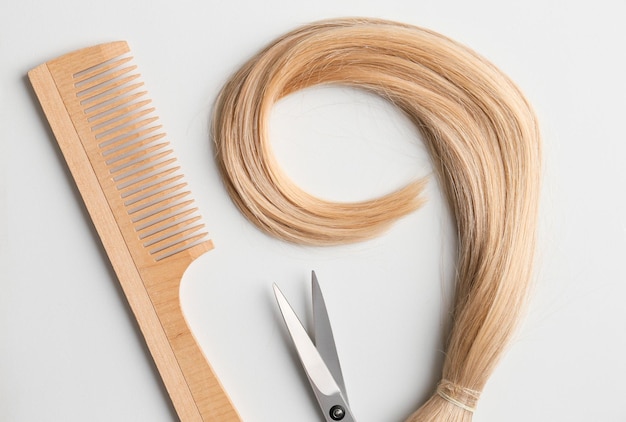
[273,271,356,422]
[330,405,346,420]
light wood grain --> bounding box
[29,41,241,421]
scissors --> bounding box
[273,271,356,421]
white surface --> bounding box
[1,1,625,421]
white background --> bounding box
[1,1,625,421]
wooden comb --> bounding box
[28,42,241,421]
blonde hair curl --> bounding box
[212,18,541,421]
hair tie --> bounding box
[436,379,481,413]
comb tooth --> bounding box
[130,191,191,221]
[93,107,156,136]
[120,171,183,199]
[118,167,182,198]
[104,132,166,160]
[141,216,203,244]
[149,226,207,254]
[86,91,148,120]
[144,224,204,253]
[154,233,209,261]
[135,200,195,231]
[73,56,133,84]
[97,116,160,146]
[117,165,180,191]
[78,73,141,102]
[143,217,204,247]
[114,156,176,184]
[122,174,185,203]
[76,64,138,94]
[84,83,145,112]
[101,125,161,152]
[125,181,188,208]
[126,183,188,214]
[113,150,176,183]
[108,142,169,168]
[138,208,197,239]
[108,144,171,172]
[90,98,152,128]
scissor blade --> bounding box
[273,284,341,397]
[274,283,356,422]
[312,271,348,402]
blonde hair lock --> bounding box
[212,18,541,421]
